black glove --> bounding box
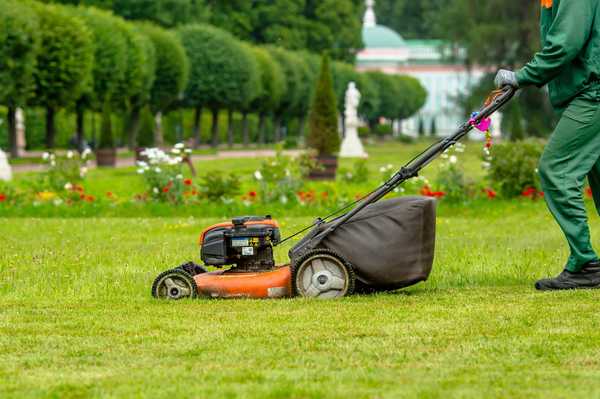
[494,69,519,88]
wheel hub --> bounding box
[296,254,349,299]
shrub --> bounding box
[487,139,543,197]
[254,147,314,204]
[339,159,369,184]
[136,144,192,204]
[197,173,241,203]
[307,54,339,156]
[374,123,393,138]
[34,150,92,194]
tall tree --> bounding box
[0,0,40,157]
[140,23,189,146]
[31,2,94,149]
[177,24,256,148]
[307,54,339,156]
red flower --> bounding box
[74,185,84,193]
[321,191,329,199]
[106,192,113,198]
[184,179,193,186]
[191,190,198,196]
[0,193,5,202]
[79,194,85,200]
[420,185,445,198]
[484,188,497,199]
[248,191,257,198]
[85,195,95,202]
[586,187,593,199]
[521,187,537,198]
[162,187,170,193]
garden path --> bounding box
[11,148,303,173]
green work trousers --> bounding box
[539,95,600,272]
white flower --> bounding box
[449,155,457,164]
[154,167,161,173]
[50,160,56,167]
[379,167,386,173]
[136,161,148,168]
[80,167,88,177]
[174,143,185,149]
[176,174,183,180]
[441,153,449,159]
[482,161,491,169]
[279,195,288,204]
[64,182,73,190]
[42,152,50,161]
[67,151,74,159]
[175,157,183,163]
[185,149,192,154]
[153,187,159,194]
[254,170,263,180]
[53,198,63,206]
[137,168,145,174]
[82,148,92,159]
[171,148,181,155]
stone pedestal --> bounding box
[340,82,368,158]
[0,149,12,181]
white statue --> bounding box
[340,82,368,158]
[0,149,12,181]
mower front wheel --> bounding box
[152,269,198,300]
[292,249,355,299]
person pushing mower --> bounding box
[495,0,600,290]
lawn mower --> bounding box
[151,86,516,300]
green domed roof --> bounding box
[362,25,406,48]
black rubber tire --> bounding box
[291,248,355,298]
[151,268,198,299]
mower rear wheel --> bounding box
[292,249,355,299]
[152,269,197,300]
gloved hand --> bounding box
[494,69,519,88]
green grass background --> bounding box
[3,141,600,398]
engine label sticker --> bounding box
[232,238,249,247]
[242,246,254,256]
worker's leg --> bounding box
[538,97,600,272]
[587,159,600,215]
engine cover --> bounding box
[199,216,280,272]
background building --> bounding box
[356,0,486,136]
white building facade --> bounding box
[356,0,487,137]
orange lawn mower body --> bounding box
[151,87,517,301]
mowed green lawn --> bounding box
[3,200,600,398]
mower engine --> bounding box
[200,216,281,272]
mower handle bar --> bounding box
[313,85,517,240]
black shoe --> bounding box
[535,261,600,291]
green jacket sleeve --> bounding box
[516,0,594,87]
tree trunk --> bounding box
[242,112,250,147]
[210,109,219,148]
[258,113,266,145]
[7,106,17,158]
[45,106,56,149]
[127,106,141,150]
[227,109,234,148]
[274,114,282,142]
[298,115,307,140]
[154,111,163,147]
[192,105,202,148]
[76,103,85,152]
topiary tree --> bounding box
[365,71,400,130]
[307,54,339,156]
[267,47,302,143]
[70,6,128,151]
[31,2,94,149]
[250,47,285,145]
[140,23,189,146]
[177,24,254,148]
[0,0,40,157]
[122,25,156,150]
[227,43,260,147]
[355,72,380,134]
